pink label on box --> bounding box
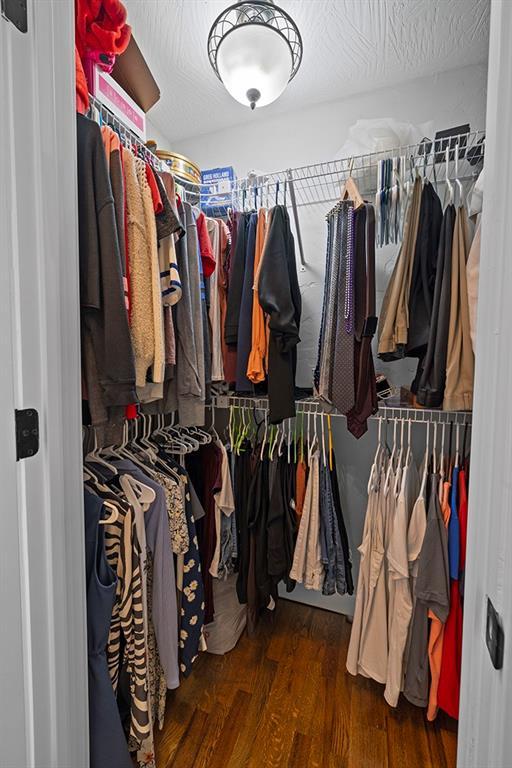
[97,74,144,133]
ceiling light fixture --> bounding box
[207,0,303,110]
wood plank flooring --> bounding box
[155,601,457,768]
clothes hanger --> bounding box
[368,418,383,494]
[405,418,412,465]
[286,418,292,464]
[420,421,430,494]
[454,142,465,208]
[393,419,406,496]
[327,414,333,471]
[269,424,279,462]
[85,427,119,476]
[440,421,447,481]
[277,422,286,458]
[384,418,398,495]
[455,422,461,468]
[117,420,159,479]
[98,499,119,526]
[321,412,327,467]
[432,421,438,475]
[445,146,454,207]
[340,157,364,209]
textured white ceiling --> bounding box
[124,0,490,144]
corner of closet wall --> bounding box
[165,60,487,618]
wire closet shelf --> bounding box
[88,94,205,204]
[87,97,484,216]
[230,129,485,211]
[212,395,472,425]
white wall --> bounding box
[163,62,488,615]
[171,63,487,175]
[146,116,172,154]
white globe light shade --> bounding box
[216,24,293,108]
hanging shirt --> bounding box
[448,465,460,579]
[384,456,419,707]
[209,441,235,578]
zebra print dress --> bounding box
[104,502,151,747]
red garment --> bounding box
[437,468,468,720]
[76,0,131,60]
[75,45,89,114]
[196,211,216,277]
[145,165,163,214]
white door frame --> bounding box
[0,1,88,766]
[458,2,512,766]
[2,0,512,766]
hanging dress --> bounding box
[84,489,133,768]
[384,455,419,706]
[347,458,389,683]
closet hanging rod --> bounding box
[88,94,166,172]
[88,94,205,206]
[212,395,472,424]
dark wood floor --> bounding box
[155,600,457,768]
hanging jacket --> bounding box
[416,205,456,407]
[225,212,248,346]
[443,206,474,411]
[406,182,443,393]
[77,114,136,424]
[236,212,258,392]
[258,205,302,423]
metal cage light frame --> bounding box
[207,0,303,88]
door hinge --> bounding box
[1,0,27,33]
[15,408,39,461]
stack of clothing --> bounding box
[378,178,475,410]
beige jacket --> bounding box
[443,206,474,411]
[378,178,422,356]
[123,151,155,388]
[466,219,481,353]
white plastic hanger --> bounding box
[99,499,119,526]
[394,419,406,496]
[454,142,465,208]
[384,418,398,495]
[455,422,461,468]
[405,418,412,465]
[445,146,454,207]
[367,418,382,494]
[86,427,119,476]
[420,421,430,494]
[321,412,327,467]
